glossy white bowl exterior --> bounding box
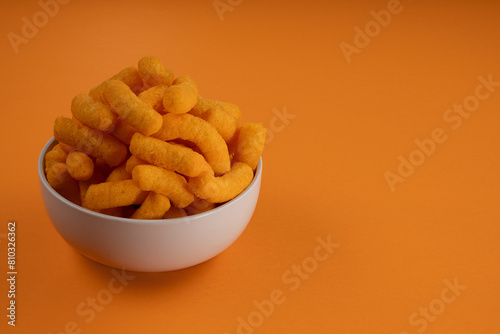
[39,138,262,272]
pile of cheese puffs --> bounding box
[44,56,265,219]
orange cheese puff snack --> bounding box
[163,206,188,219]
[104,80,163,136]
[89,66,143,103]
[46,162,81,205]
[46,162,70,188]
[138,56,174,88]
[79,171,106,206]
[131,192,171,219]
[54,117,128,167]
[138,85,168,113]
[84,180,148,211]
[192,108,240,144]
[154,113,230,175]
[66,151,94,181]
[125,154,149,174]
[188,162,253,203]
[111,118,138,145]
[132,165,194,208]
[162,75,198,114]
[233,123,266,171]
[106,163,131,182]
[185,197,216,216]
[44,144,67,173]
[192,96,242,120]
[71,94,118,132]
[130,133,211,177]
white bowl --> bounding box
[38,137,262,272]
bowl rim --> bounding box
[39,137,262,225]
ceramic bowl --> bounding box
[38,137,262,272]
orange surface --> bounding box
[1,0,499,333]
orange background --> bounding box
[1,0,499,333]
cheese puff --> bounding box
[46,162,72,189]
[105,80,163,136]
[153,113,230,175]
[131,192,171,219]
[46,162,81,205]
[54,117,128,167]
[79,171,106,206]
[188,162,253,203]
[192,96,241,120]
[111,118,138,145]
[44,144,67,173]
[84,180,148,211]
[132,165,194,208]
[185,197,216,216]
[66,151,94,181]
[190,108,240,144]
[138,56,174,88]
[89,66,143,104]
[106,163,131,182]
[162,76,198,114]
[130,133,211,177]
[233,123,266,171]
[138,85,168,113]
[125,155,149,174]
[163,206,188,219]
[71,94,118,132]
